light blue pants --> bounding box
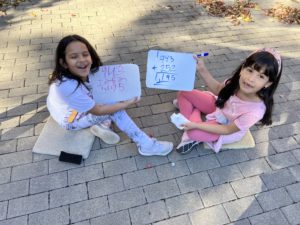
[65,110,152,147]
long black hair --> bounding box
[216,51,282,125]
[49,34,102,86]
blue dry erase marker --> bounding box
[197,52,209,57]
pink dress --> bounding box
[205,95,266,152]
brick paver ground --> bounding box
[0,0,300,224]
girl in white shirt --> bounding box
[47,34,173,156]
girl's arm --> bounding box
[88,97,139,116]
[182,121,240,135]
[194,56,224,96]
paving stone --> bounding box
[0,139,17,154]
[72,221,90,225]
[20,111,48,125]
[135,154,169,170]
[260,168,297,190]
[0,201,8,220]
[177,172,212,194]
[238,158,272,177]
[155,160,190,181]
[88,175,124,198]
[216,149,249,166]
[1,125,34,141]
[90,210,131,225]
[126,106,152,118]
[50,184,88,208]
[267,152,298,170]
[153,215,192,225]
[226,219,251,225]
[292,149,300,162]
[289,164,300,181]
[286,182,300,202]
[0,216,27,225]
[231,176,267,198]
[0,116,20,129]
[0,96,22,108]
[29,206,69,225]
[123,168,158,189]
[79,147,117,165]
[0,150,32,168]
[189,205,230,225]
[186,154,220,173]
[11,160,48,181]
[249,209,289,225]
[271,137,299,152]
[129,201,168,225]
[223,196,263,222]
[199,183,237,207]
[281,202,300,225]
[68,164,104,185]
[103,157,137,177]
[0,180,28,201]
[7,192,48,218]
[70,197,109,223]
[108,188,146,212]
[6,103,37,117]
[16,136,38,151]
[140,113,169,127]
[255,188,293,211]
[0,167,10,184]
[116,143,138,158]
[30,172,68,194]
[144,179,180,202]
[208,164,243,185]
[9,86,37,98]
[166,192,203,217]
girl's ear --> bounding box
[59,58,68,69]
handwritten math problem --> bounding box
[97,65,128,92]
[146,50,196,91]
[90,64,141,104]
[153,54,176,85]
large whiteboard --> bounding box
[89,64,141,104]
[146,50,196,91]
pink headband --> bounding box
[249,48,282,75]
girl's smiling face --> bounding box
[60,41,92,81]
[238,66,272,99]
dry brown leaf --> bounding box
[196,0,255,25]
[266,4,300,24]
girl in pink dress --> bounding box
[174,48,282,154]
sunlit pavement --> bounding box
[0,0,300,225]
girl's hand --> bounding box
[193,55,207,73]
[181,122,199,131]
[121,97,140,106]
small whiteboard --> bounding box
[146,50,196,91]
[89,64,141,104]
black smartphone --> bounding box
[59,151,83,165]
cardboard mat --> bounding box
[33,117,95,159]
[204,130,255,150]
